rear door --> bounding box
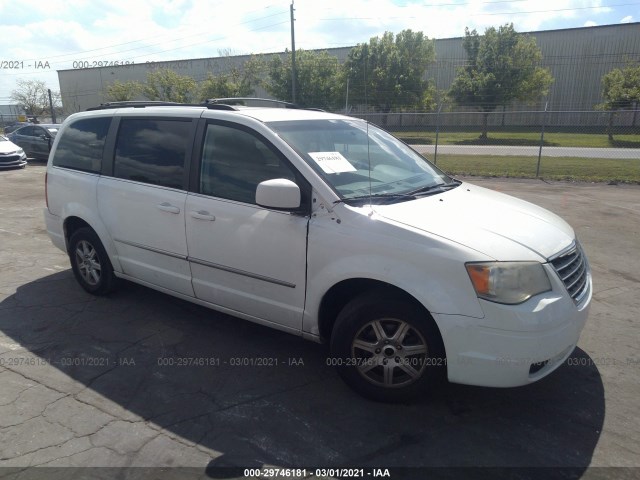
[97,115,197,296]
[185,121,310,331]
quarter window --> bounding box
[200,124,297,204]
[114,118,190,189]
[52,117,110,173]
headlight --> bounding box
[465,262,552,305]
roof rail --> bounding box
[86,101,237,111]
[86,98,325,112]
[205,97,300,108]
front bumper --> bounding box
[435,265,592,388]
[0,154,27,169]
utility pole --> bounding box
[290,1,296,104]
[48,89,57,124]
[345,77,349,112]
[536,101,548,178]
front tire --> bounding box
[68,227,117,295]
[330,290,445,403]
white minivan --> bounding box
[44,101,591,402]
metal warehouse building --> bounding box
[58,22,640,123]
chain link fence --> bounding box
[1,114,67,134]
[353,109,640,182]
[2,106,637,181]
[0,114,23,130]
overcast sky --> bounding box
[0,0,637,104]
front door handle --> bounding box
[157,202,180,214]
[190,210,216,221]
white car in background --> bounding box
[0,135,27,169]
[44,100,592,402]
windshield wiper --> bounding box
[335,192,418,206]
[407,180,461,197]
[335,180,461,206]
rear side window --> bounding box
[52,118,111,173]
[114,118,190,189]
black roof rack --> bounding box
[204,97,300,108]
[86,98,325,112]
[206,97,325,111]
[86,101,237,111]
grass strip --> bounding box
[394,131,640,148]
[432,154,640,183]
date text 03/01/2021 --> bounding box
[243,468,391,478]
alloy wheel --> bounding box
[351,318,428,388]
[75,240,102,286]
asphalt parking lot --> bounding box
[0,164,639,479]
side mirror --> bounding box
[256,178,301,210]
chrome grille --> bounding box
[550,243,589,304]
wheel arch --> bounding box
[62,215,122,273]
[63,216,93,252]
[317,278,444,352]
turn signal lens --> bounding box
[466,264,491,296]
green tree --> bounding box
[266,49,341,109]
[342,29,436,113]
[142,68,197,103]
[448,24,553,139]
[199,72,246,100]
[597,63,640,140]
[105,80,142,101]
[10,79,61,116]
[199,56,265,101]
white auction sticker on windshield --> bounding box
[308,151,357,174]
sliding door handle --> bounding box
[157,202,180,214]
[190,210,216,221]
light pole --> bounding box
[290,1,296,104]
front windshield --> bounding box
[268,119,452,200]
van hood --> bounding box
[373,182,575,261]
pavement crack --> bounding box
[0,413,43,430]
[0,382,39,407]
[0,365,69,398]
[80,364,121,391]
[0,416,74,461]
[32,444,96,467]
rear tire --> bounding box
[68,227,117,295]
[330,289,445,403]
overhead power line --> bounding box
[14,7,290,63]
[318,2,640,20]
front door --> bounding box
[186,121,309,331]
[32,126,51,159]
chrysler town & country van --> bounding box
[44,101,592,402]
